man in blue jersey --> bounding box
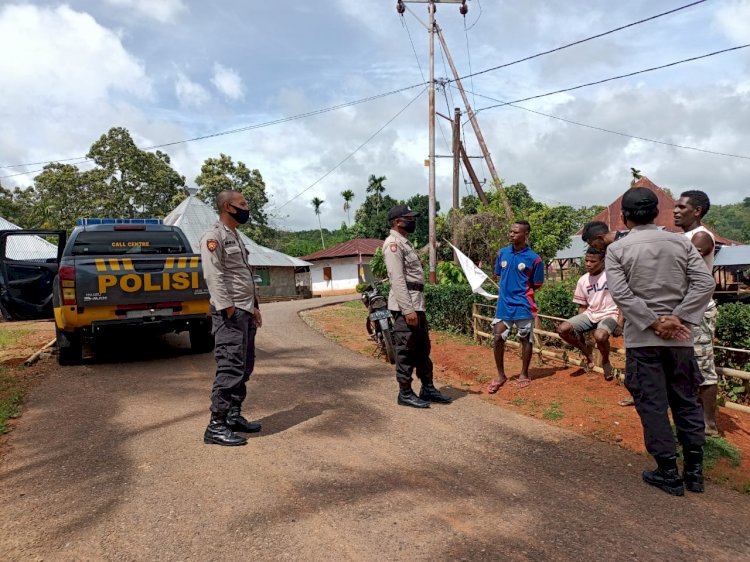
[487,221,545,393]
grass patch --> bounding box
[510,397,527,407]
[0,328,32,350]
[703,435,741,469]
[543,401,564,421]
[0,367,23,434]
[475,375,490,384]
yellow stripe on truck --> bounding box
[95,259,107,272]
[54,299,210,330]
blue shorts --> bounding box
[491,318,533,341]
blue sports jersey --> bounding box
[494,245,545,320]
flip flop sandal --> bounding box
[513,377,531,388]
[487,379,506,394]
[618,397,635,407]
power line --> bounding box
[454,85,750,161]
[0,82,427,176]
[447,0,709,84]
[272,87,426,212]
[0,0,716,178]
[473,44,750,114]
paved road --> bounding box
[1,297,749,561]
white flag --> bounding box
[449,243,498,300]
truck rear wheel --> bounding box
[57,328,83,366]
[190,324,214,354]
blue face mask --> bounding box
[229,204,250,225]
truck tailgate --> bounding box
[75,254,208,306]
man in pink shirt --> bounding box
[558,247,622,381]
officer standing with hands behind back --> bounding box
[200,189,263,446]
[384,204,452,409]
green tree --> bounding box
[0,184,20,225]
[353,193,398,240]
[30,164,102,231]
[87,127,186,219]
[311,197,325,249]
[404,193,438,249]
[341,189,355,226]
[704,199,750,244]
[366,175,387,215]
[195,153,269,240]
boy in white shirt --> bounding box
[558,247,622,381]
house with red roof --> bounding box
[301,239,383,295]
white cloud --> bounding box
[175,73,210,108]
[104,0,186,23]
[715,0,750,43]
[211,63,245,100]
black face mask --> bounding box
[228,204,250,225]
[401,219,417,234]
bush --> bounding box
[380,283,484,335]
[355,282,369,294]
[715,303,750,371]
[534,279,578,331]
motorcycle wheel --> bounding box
[381,325,397,365]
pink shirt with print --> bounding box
[573,271,619,324]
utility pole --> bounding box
[451,107,461,262]
[435,25,513,222]
[399,0,468,284]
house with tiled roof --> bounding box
[301,239,383,295]
[579,177,740,245]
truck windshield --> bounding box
[71,231,188,255]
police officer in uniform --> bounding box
[383,204,451,408]
[200,189,263,446]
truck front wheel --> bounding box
[57,328,83,366]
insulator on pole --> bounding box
[397,1,405,14]
[460,1,468,15]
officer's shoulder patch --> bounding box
[207,239,219,252]
[389,243,398,253]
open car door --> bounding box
[0,230,66,320]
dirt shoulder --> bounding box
[302,302,750,493]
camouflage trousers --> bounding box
[692,304,718,386]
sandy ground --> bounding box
[0,296,749,561]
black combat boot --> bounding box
[642,456,684,496]
[398,383,430,408]
[683,446,705,493]
[227,405,262,433]
[419,383,452,404]
[204,412,248,446]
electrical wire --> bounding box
[447,0,710,84]
[0,0,710,176]
[454,85,750,161]
[0,82,427,176]
[473,44,750,114]
[464,0,482,32]
[272,87,427,212]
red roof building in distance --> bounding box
[301,238,383,262]
[579,176,741,246]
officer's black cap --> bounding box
[387,204,419,222]
[621,187,658,212]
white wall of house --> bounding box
[310,256,371,295]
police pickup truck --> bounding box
[0,218,213,364]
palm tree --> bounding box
[311,197,325,249]
[366,175,386,215]
[341,189,355,226]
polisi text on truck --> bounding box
[97,271,201,294]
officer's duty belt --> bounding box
[406,282,425,292]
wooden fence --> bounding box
[472,303,750,414]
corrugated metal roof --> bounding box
[0,217,58,260]
[715,245,750,267]
[554,235,587,261]
[163,197,311,268]
[301,238,383,261]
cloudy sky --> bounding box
[1,0,749,231]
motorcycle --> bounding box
[361,281,397,364]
